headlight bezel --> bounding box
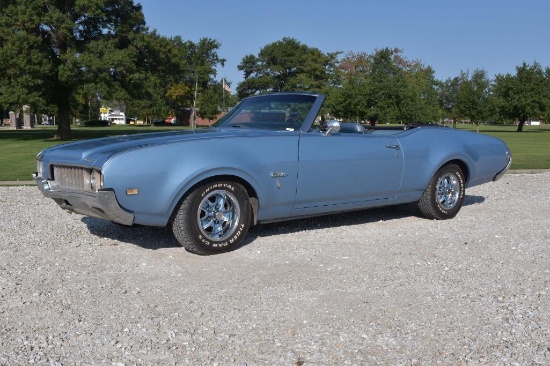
[90,169,104,191]
[36,159,45,178]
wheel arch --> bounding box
[441,159,470,184]
[169,174,260,226]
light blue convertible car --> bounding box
[34,92,511,254]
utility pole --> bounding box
[191,73,198,129]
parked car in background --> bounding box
[76,119,111,127]
[34,92,511,255]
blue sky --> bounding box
[137,0,549,89]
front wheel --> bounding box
[172,181,251,255]
[418,164,465,220]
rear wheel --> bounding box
[172,181,251,255]
[418,164,465,220]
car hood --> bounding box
[38,128,246,167]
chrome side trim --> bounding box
[494,152,512,181]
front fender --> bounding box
[101,134,300,226]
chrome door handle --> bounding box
[386,145,400,150]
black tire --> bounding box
[172,181,251,255]
[418,164,465,220]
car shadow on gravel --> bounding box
[81,194,485,251]
[82,217,181,250]
[463,194,485,205]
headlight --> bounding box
[90,170,103,191]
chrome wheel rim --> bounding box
[436,173,460,210]
[197,190,240,241]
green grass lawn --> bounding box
[0,123,548,181]
[0,125,187,181]
[455,124,550,170]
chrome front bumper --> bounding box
[33,174,134,226]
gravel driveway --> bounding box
[1,173,549,365]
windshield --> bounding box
[214,93,317,131]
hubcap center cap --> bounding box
[215,212,224,220]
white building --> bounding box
[100,107,126,125]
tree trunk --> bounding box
[517,120,525,132]
[55,100,73,140]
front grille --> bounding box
[51,165,92,191]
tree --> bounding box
[401,63,439,123]
[456,69,492,132]
[327,76,369,122]
[173,37,225,117]
[329,48,439,124]
[438,77,461,127]
[0,0,147,139]
[493,62,550,132]
[366,48,409,123]
[236,37,339,98]
[125,32,192,123]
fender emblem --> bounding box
[270,171,288,178]
[270,171,288,189]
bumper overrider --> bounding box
[33,174,135,226]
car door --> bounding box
[292,131,404,216]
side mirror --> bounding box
[324,120,340,135]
